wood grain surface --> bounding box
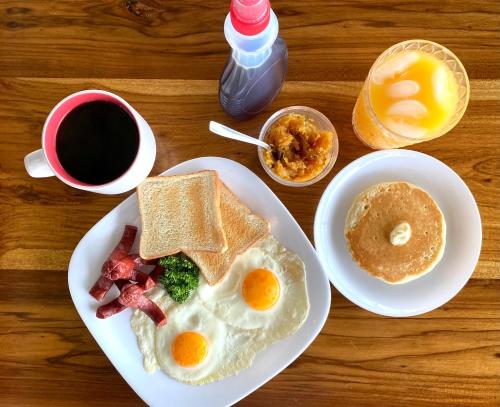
[0,1,499,406]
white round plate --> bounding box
[314,149,482,317]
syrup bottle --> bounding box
[219,0,288,120]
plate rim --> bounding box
[313,149,482,317]
[68,156,331,406]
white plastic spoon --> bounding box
[209,121,273,151]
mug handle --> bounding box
[24,149,55,178]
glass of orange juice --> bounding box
[352,40,469,149]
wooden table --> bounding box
[1,1,499,406]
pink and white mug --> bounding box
[24,90,156,194]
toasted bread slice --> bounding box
[137,171,227,260]
[185,184,270,285]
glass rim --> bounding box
[364,39,470,142]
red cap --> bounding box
[230,0,271,36]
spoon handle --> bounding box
[209,121,271,150]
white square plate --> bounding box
[314,150,482,317]
[68,157,331,406]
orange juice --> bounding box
[353,40,469,149]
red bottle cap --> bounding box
[230,0,271,36]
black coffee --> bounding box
[56,101,139,185]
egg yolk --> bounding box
[242,268,280,311]
[171,331,208,367]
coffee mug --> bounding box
[24,90,156,194]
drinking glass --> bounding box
[352,40,469,149]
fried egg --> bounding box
[131,289,259,385]
[197,235,309,344]
[131,235,310,386]
[131,286,173,373]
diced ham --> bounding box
[102,255,137,280]
[135,272,156,291]
[89,261,114,301]
[114,279,130,290]
[149,264,164,284]
[118,284,167,327]
[90,225,165,326]
[133,256,156,268]
[95,279,130,318]
[102,254,156,281]
[96,298,127,319]
[95,276,162,322]
[89,225,138,300]
[114,225,138,254]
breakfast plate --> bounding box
[68,157,331,406]
[314,149,482,317]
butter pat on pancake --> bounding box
[345,182,446,284]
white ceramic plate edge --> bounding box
[314,149,482,317]
[68,156,331,406]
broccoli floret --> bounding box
[158,253,199,303]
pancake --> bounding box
[345,182,446,284]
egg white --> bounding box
[197,235,309,344]
[155,298,258,385]
[130,235,310,385]
[131,286,173,373]
[131,286,260,385]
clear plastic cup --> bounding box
[258,106,338,187]
[352,40,470,149]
